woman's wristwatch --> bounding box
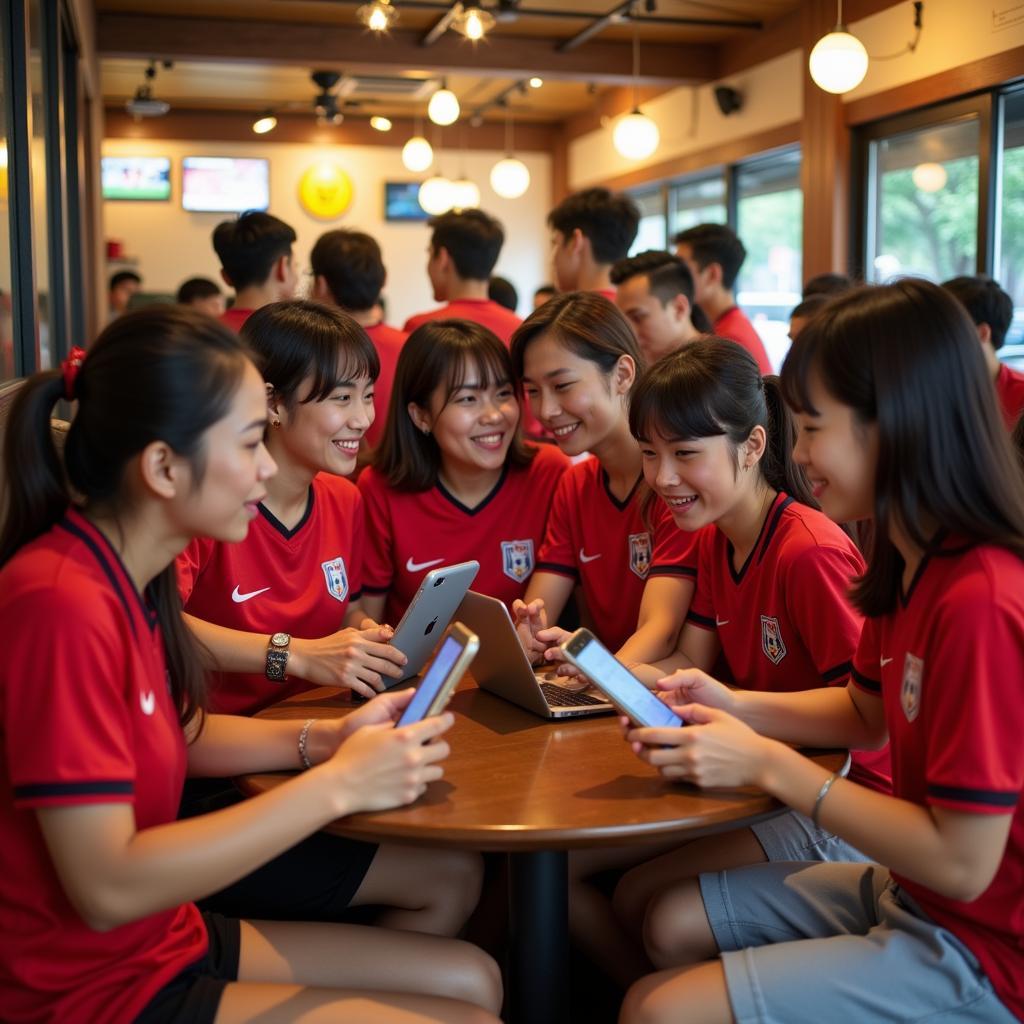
[265,632,291,681]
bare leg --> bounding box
[568,840,678,989]
[612,826,765,954]
[214,917,503,1021]
[351,843,484,936]
[620,961,734,1024]
[641,876,720,969]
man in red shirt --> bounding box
[212,211,298,332]
[673,223,772,374]
[548,187,639,300]
[612,251,707,364]
[310,229,406,448]
[942,274,1024,430]
[403,209,522,344]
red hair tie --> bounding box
[62,346,86,401]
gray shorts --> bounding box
[700,861,1016,1024]
[750,809,871,864]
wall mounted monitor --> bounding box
[101,156,172,201]
[181,156,270,213]
[384,181,430,222]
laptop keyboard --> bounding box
[540,682,608,708]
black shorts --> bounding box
[179,779,379,922]
[135,912,239,1024]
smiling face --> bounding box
[272,371,375,477]
[179,360,278,542]
[412,355,520,477]
[521,331,630,457]
[791,371,877,524]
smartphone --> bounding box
[395,623,479,727]
[560,628,683,729]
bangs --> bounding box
[303,326,381,404]
[628,357,726,443]
[440,334,512,401]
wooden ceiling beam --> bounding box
[96,12,717,85]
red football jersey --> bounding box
[535,460,701,650]
[713,306,773,375]
[364,322,407,449]
[218,306,254,333]
[688,493,889,792]
[0,510,207,1023]
[851,541,1024,1020]
[994,361,1024,431]
[359,443,569,625]
[178,474,364,714]
[403,298,523,345]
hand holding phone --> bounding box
[560,628,683,729]
[395,623,479,727]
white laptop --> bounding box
[455,590,614,719]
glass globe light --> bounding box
[911,162,948,193]
[450,177,481,209]
[489,157,530,199]
[428,88,460,127]
[808,30,869,95]
[418,175,455,215]
[612,110,660,161]
[402,135,434,172]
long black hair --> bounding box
[0,306,253,728]
[629,337,816,508]
[781,278,1024,616]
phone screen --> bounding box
[396,635,463,726]
[570,637,682,729]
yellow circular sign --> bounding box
[298,162,354,220]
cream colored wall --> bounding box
[568,50,803,189]
[568,0,1024,192]
[102,138,551,324]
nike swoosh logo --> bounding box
[715,617,730,626]
[880,656,893,667]
[140,691,156,716]
[579,549,602,563]
[406,556,445,573]
[232,585,270,603]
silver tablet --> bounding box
[388,560,480,683]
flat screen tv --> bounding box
[181,156,270,213]
[101,156,172,201]
[384,181,429,222]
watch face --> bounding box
[271,632,290,648]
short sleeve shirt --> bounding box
[178,474,364,714]
[535,460,701,650]
[403,299,523,345]
[358,444,569,626]
[850,541,1024,1020]
[0,510,207,1023]
[364,322,407,449]
[994,361,1024,431]
[712,306,773,375]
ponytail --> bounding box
[0,372,69,567]
[629,337,816,509]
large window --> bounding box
[28,0,50,369]
[668,173,726,237]
[997,89,1024,352]
[629,188,667,255]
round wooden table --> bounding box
[240,682,846,1024]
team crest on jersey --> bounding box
[501,539,535,582]
[320,556,349,602]
[628,532,652,579]
[901,652,923,722]
[760,615,787,665]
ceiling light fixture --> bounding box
[453,2,495,41]
[490,102,530,199]
[419,175,456,215]
[357,0,398,33]
[529,77,543,88]
[911,161,947,193]
[428,81,461,126]
[612,23,659,161]
[451,177,481,209]
[252,111,277,134]
[402,115,434,171]
[370,115,393,132]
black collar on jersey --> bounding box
[898,528,958,608]
[727,492,793,585]
[58,514,159,636]
[601,467,643,512]
[259,485,315,540]
[436,461,510,516]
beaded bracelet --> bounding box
[297,718,315,770]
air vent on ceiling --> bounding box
[336,75,437,100]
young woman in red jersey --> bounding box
[358,319,569,626]
[620,279,1024,1024]
[509,291,699,674]
[607,338,888,981]
[0,308,500,1024]
[177,301,483,935]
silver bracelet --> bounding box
[297,718,315,770]
[811,771,839,828]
